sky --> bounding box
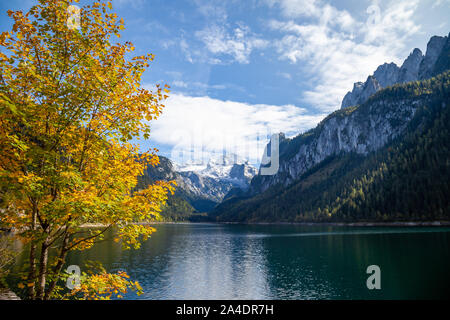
[1,0,449,166]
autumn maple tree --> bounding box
[0,0,174,299]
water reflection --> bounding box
[163,229,269,299]
[10,224,450,299]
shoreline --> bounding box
[0,288,20,300]
[219,221,450,227]
[79,221,450,228]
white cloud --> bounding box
[194,0,228,22]
[179,39,194,64]
[277,72,292,80]
[150,94,326,165]
[265,0,322,19]
[432,0,450,8]
[268,0,421,112]
[171,80,227,91]
[113,0,145,9]
[172,80,189,88]
[195,24,269,64]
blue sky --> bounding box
[1,0,449,165]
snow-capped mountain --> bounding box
[175,155,256,184]
[174,155,257,205]
[139,154,257,212]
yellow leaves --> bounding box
[1,0,173,300]
[115,224,157,250]
[68,268,142,300]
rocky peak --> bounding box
[419,35,448,80]
[363,75,382,94]
[373,62,400,87]
[341,76,381,109]
[229,163,257,182]
[399,48,423,83]
[341,33,448,110]
[431,33,450,76]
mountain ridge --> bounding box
[211,71,450,222]
[210,32,450,222]
[341,33,449,109]
[136,155,257,218]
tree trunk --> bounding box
[26,205,37,300]
[35,239,49,300]
[44,232,70,300]
[27,243,37,299]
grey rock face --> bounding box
[360,76,382,103]
[177,171,236,203]
[398,48,423,83]
[341,76,382,109]
[253,95,429,194]
[373,62,400,87]
[341,34,447,110]
[230,163,257,182]
[341,82,363,109]
[419,35,447,80]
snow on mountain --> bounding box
[172,154,257,206]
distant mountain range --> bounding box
[136,155,257,220]
[209,32,450,223]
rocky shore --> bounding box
[0,288,20,300]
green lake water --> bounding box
[12,223,450,299]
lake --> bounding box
[16,223,450,299]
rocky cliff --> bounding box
[212,71,449,222]
[341,33,449,109]
[252,95,426,193]
[251,33,449,194]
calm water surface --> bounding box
[19,224,450,299]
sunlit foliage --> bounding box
[0,0,174,299]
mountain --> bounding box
[136,156,195,221]
[398,48,423,83]
[136,155,257,218]
[341,33,449,109]
[212,71,450,222]
[418,35,448,80]
[211,33,450,223]
[175,156,257,211]
[341,75,382,110]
